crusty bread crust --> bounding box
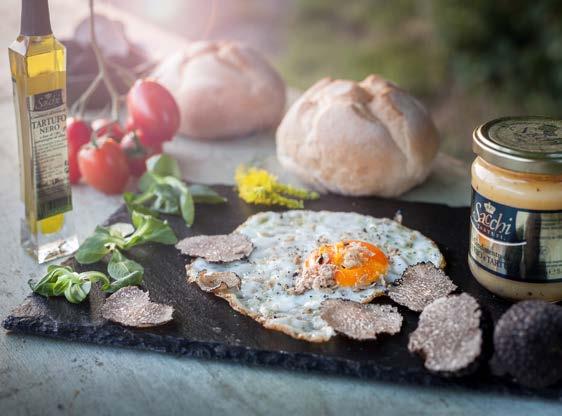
[153,41,286,140]
[276,75,440,197]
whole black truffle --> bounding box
[492,300,562,388]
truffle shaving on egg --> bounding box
[185,210,445,342]
[320,299,403,340]
[195,270,241,293]
[388,262,457,312]
[176,233,254,262]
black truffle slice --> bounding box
[491,300,562,388]
[101,286,174,328]
[408,293,482,375]
[176,233,253,262]
[388,263,457,312]
[321,299,403,340]
[196,271,241,292]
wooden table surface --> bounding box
[1,1,560,415]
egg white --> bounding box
[187,210,445,342]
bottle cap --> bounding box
[20,0,52,36]
[473,116,562,175]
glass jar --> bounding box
[469,117,562,301]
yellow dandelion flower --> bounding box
[235,165,319,208]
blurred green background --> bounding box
[114,0,562,161]
[281,0,562,103]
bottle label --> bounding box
[469,189,562,283]
[26,89,72,220]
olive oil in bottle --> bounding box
[10,0,78,263]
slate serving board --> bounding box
[3,185,561,400]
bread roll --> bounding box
[152,41,285,140]
[276,75,440,197]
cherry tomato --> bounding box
[66,117,92,184]
[124,117,162,151]
[126,79,180,147]
[120,131,160,177]
[78,138,130,195]
[92,118,125,141]
[125,116,135,133]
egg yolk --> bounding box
[304,240,389,287]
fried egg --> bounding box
[186,210,445,342]
[301,240,389,289]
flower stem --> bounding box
[88,0,121,120]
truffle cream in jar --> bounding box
[469,117,562,301]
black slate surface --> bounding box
[3,185,561,400]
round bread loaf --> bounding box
[152,41,286,140]
[276,75,440,197]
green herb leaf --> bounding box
[146,154,181,179]
[189,184,227,204]
[149,183,180,214]
[106,249,144,293]
[52,274,72,295]
[74,234,111,264]
[106,270,143,293]
[29,266,111,304]
[108,222,135,238]
[81,271,111,291]
[125,183,180,216]
[124,188,156,212]
[138,172,157,193]
[29,265,73,296]
[64,279,91,304]
[125,211,178,248]
[179,187,195,226]
[129,155,225,227]
[107,249,144,280]
[123,191,160,217]
[75,227,122,264]
[161,176,194,226]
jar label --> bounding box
[469,189,562,282]
[26,88,72,220]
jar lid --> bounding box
[473,116,562,174]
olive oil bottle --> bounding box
[10,0,78,263]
